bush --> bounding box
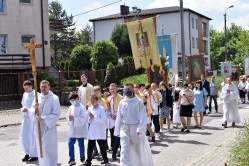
[122,56,134,64]
[36,70,57,92]
[120,74,147,86]
[228,120,249,165]
[66,80,79,87]
[91,41,119,70]
[70,45,92,71]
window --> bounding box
[0,35,7,54]
[203,22,208,37]
[20,0,31,4]
[21,36,34,44]
[203,40,208,55]
[192,37,195,48]
[0,0,5,13]
[196,38,199,49]
[196,19,198,29]
[191,17,194,28]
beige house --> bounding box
[0,0,51,71]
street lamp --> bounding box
[224,5,234,62]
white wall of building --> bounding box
[94,18,124,42]
[0,0,50,68]
[92,11,211,69]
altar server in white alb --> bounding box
[31,80,61,166]
[114,83,154,166]
[84,94,108,166]
[78,74,93,108]
[20,80,38,162]
[66,92,88,166]
[221,77,240,128]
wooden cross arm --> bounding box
[22,38,42,52]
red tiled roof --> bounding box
[89,6,212,22]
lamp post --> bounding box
[224,5,234,62]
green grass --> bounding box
[120,74,147,86]
[228,120,249,166]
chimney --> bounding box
[132,6,137,13]
[120,5,129,15]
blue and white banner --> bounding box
[221,62,232,76]
[156,34,178,74]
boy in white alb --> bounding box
[66,92,88,166]
[20,80,38,162]
[84,94,108,166]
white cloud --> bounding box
[83,1,117,13]
[228,14,249,30]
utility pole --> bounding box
[224,5,234,62]
[180,0,186,80]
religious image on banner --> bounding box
[149,58,168,85]
[221,62,232,76]
[187,54,205,83]
[245,57,249,75]
[127,18,163,73]
[230,66,240,81]
[156,34,178,74]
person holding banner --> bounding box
[31,80,61,166]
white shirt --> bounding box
[150,94,158,115]
[87,104,106,140]
[221,83,239,103]
[106,97,116,129]
[21,90,35,117]
[66,102,88,138]
[238,81,247,90]
[114,96,146,136]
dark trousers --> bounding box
[86,140,107,163]
[113,137,120,154]
[209,95,218,112]
[147,115,159,135]
[106,127,115,148]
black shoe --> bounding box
[181,127,187,132]
[80,158,85,165]
[101,160,109,164]
[28,157,38,162]
[68,160,76,166]
[215,110,218,113]
[208,111,211,114]
[92,151,99,159]
[222,122,227,128]
[22,155,29,162]
[83,161,91,166]
[232,122,236,127]
[186,130,190,133]
[112,153,117,160]
[151,136,155,142]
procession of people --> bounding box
[19,73,248,166]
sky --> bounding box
[57,0,249,31]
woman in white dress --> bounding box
[172,79,184,128]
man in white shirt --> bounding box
[78,74,93,108]
[114,83,153,166]
[20,80,38,162]
[31,80,61,166]
[84,94,108,166]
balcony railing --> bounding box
[0,54,31,68]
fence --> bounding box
[0,62,144,111]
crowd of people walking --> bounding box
[18,73,249,166]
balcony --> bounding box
[0,54,31,69]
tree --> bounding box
[110,24,132,57]
[75,24,93,46]
[70,45,92,71]
[49,0,76,60]
[210,24,249,71]
[91,41,119,70]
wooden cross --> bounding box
[23,38,43,158]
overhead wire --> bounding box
[73,0,122,18]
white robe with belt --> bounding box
[30,91,61,166]
[20,90,37,157]
[221,83,240,123]
[66,102,88,138]
[114,96,154,166]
